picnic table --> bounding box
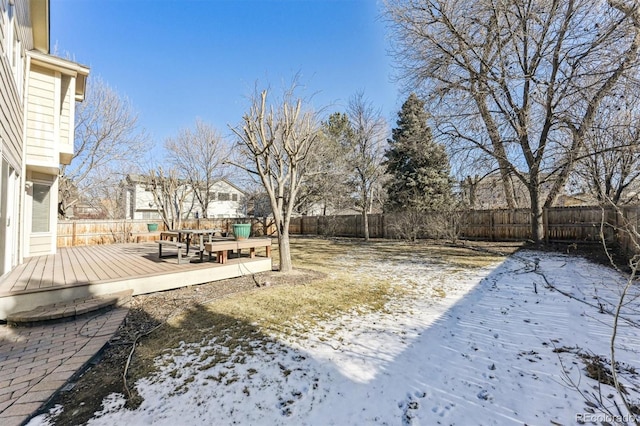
[159,229,222,256]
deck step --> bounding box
[6,289,133,326]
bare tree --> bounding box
[607,216,640,425]
[345,91,388,241]
[589,200,640,424]
[577,81,640,205]
[59,76,149,218]
[386,0,640,243]
[295,112,353,215]
[143,167,194,230]
[230,85,320,273]
[165,119,231,218]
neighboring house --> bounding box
[460,172,568,210]
[555,193,600,207]
[300,203,360,217]
[0,0,89,276]
[458,172,634,209]
[120,174,247,220]
[460,173,530,210]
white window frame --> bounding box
[31,181,52,233]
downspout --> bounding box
[19,53,32,262]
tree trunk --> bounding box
[362,210,370,241]
[361,187,370,241]
[474,93,516,209]
[278,230,292,273]
[529,187,544,245]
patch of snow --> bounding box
[32,250,640,425]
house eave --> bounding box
[30,0,50,53]
[27,50,90,101]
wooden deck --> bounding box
[0,242,273,320]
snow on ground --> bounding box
[34,250,640,425]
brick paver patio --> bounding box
[0,308,128,426]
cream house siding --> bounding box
[0,0,25,276]
[21,54,89,257]
[25,63,57,168]
[0,51,23,170]
[206,180,245,218]
[0,1,5,49]
[26,170,56,256]
[132,185,161,220]
[1,1,88,275]
[0,29,23,171]
[12,0,34,51]
[59,74,73,163]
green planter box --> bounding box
[232,223,251,240]
[147,223,158,232]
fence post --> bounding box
[543,208,549,244]
[72,221,77,247]
[490,211,495,241]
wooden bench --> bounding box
[156,240,189,264]
[160,231,181,241]
[129,232,160,243]
[204,238,272,264]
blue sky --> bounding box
[50,0,401,151]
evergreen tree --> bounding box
[296,113,352,215]
[384,93,453,212]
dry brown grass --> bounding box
[140,237,506,372]
[206,275,393,336]
[44,237,510,424]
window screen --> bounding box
[32,183,50,232]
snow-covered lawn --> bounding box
[35,248,640,425]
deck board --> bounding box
[60,248,78,286]
[11,257,36,292]
[74,246,103,282]
[100,245,144,278]
[52,252,66,288]
[69,247,89,284]
[29,256,47,290]
[1,242,273,297]
[102,244,162,276]
[41,255,55,288]
[0,241,274,320]
[77,246,118,281]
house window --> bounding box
[2,2,23,97]
[218,192,230,201]
[32,183,51,233]
[232,193,238,202]
[6,2,15,55]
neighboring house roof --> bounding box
[124,174,147,184]
[213,179,247,195]
[124,174,247,195]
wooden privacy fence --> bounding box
[57,218,276,247]
[288,206,640,253]
[58,207,639,254]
